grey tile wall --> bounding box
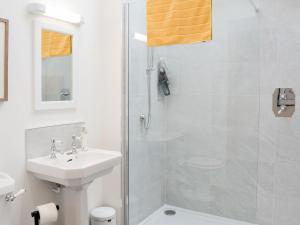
[158,0,260,223]
[128,0,300,225]
[257,0,300,225]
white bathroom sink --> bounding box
[27,148,122,186]
[0,172,15,196]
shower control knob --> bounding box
[140,114,145,121]
[280,93,287,100]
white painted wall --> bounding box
[0,0,122,225]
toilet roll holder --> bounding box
[31,205,59,225]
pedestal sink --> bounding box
[27,148,122,225]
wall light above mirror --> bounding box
[34,21,78,110]
[0,18,8,101]
[28,3,84,25]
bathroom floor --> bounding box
[138,205,256,225]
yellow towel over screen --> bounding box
[42,30,72,58]
[147,0,212,46]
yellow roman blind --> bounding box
[147,0,212,46]
[42,30,72,58]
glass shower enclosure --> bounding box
[123,0,283,225]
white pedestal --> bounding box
[61,184,89,225]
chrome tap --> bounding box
[273,88,296,117]
[71,135,80,155]
[277,88,295,114]
[278,105,288,115]
[50,138,62,159]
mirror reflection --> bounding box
[41,29,73,102]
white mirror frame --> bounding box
[34,20,78,110]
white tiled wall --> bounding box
[26,122,84,159]
[158,0,259,223]
[257,0,300,225]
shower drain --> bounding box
[164,209,176,216]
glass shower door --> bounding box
[127,1,166,225]
[127,0,260,225]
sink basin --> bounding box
[27,148,122,186]
[27,148,122,225]
[0,172,15,196]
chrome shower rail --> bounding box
[140,47,154,130]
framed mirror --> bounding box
[0,18,8,101]
[34,21,78,110]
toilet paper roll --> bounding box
[36,203,58,225]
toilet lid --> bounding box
[91,207,116,221]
